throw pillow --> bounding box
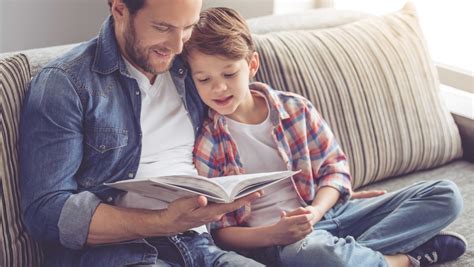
[253,3,463,188]
[0,54,43,266]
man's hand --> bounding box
[266,209,314,246]
[351,190,387,199]
[161,192,262,235]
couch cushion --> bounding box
[248,8,371,34]
[0,54,43,266]
[253,3,463,188]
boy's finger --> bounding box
[286,213,314,224]
[285,207,311,217]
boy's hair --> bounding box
[107,0,146,15]
[183,7,256,62]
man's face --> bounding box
[115,0,201,79]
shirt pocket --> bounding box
[85,127,128,153]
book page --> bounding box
[149,174,227,198]
[105,170,300,203]
[212,170,300,199]
[105,179,230,203]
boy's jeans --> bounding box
[143,232,264,267]
[250,180,463,267]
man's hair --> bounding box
[183,7,255,62]
[107,0,146,15]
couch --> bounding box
[1,3,472,267]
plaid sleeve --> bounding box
[193,121,245,229]
[210,204,251,230]
[304,100,353,202]
[193,122,222,178]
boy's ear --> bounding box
[249,52,260,78]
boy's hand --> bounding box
[284,206,325,226]
[268,210,314,245]
[162,192,261,235]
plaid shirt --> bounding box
[194,82,353,230]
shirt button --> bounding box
[99,145,106,151]
[135,91,140,95]
[128,172,134,178]
[106,196,113,203]
[178,68,185,76]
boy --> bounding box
[185,7,467,267]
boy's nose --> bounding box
[212,81,227,92]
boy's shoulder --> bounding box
[250,82,314,111]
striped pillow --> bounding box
[0,54,43,266]
[253,4,462,188]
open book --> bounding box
[105,170,300,203]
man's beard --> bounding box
[123,19,174,75]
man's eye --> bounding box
[153,26,169,32]
[224,72,237,78]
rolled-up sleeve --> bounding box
[20,67,99,249]
[305,101,353,203]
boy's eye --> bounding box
[224,72,237,78]
[197,78,209,83]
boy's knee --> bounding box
[280,235,350,267]
[435,180,463,218]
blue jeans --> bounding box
[144,232,264,267]
[249,180,463,267]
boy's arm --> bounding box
[193,123,222,177]
[304,100,353,203]
[213,210,314,250]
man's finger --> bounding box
[197,195,208,207]
[209,191,262,215]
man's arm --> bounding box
[87,193,261,244]
[20,68,93,249]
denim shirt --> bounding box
[19,16,205,266]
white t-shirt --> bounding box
[115,59,206,233]
[226,94,302,227]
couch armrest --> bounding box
[436,63,474,162]
[453,114,474,162]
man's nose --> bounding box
[168,30,185,54]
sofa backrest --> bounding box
[0,54,43,266]
[0,6,463,266]
[249,3,462,188]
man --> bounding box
[19,0,262,266]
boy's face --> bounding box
[188,51,259,120]
[113,0,201,81]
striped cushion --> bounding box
[253,4,462,188]
[0,54,43,266]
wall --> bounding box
[0,0,109,53]
[0,0,320,53]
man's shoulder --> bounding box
[41,38,98,76]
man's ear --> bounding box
[111,0,128,22]
[249,52,260,78]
